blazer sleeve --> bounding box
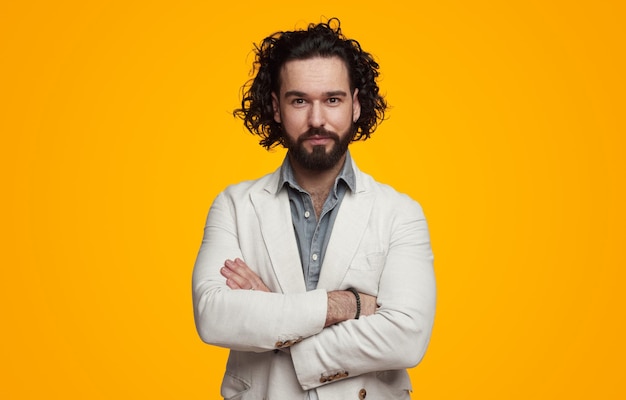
[290,196,436,390]
[192,190,328,353]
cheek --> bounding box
[329,109,354,128]
[280,111,305,129]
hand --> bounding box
[220,258,271,292]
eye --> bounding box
[327,97,341,105]
[291,98,306,106]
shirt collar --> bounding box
[277,151,356,194]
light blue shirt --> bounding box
[278,152,356,291]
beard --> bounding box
[283,127,353,171]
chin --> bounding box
[293,144,346,171]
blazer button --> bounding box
[359,388,367,399]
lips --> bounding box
[305,135,333,145]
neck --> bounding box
[289,153,347,196]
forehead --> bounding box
[278,56,351,95]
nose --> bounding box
[308,102,325,127]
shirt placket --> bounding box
[301,193,317,291]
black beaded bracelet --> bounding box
[346,287,361,319]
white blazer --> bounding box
[192,159,436,399]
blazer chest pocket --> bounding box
[343,252,386,295]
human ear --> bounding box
[271,92,281,123]
[352,88,361,122]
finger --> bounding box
[221,265,253,290]
[230,259,263,288]
[220,266,242,290]
[230,258,255,277]
[225,278,243,290]
[234,258,272,291]
[223,259,270,292]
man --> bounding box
[192,18,436,399]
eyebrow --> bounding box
[283,90,349,98]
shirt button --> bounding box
[312,253,318,261]
[304,210,311,219]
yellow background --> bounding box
[2,1,624,398]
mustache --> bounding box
[297,128,340,143]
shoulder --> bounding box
[356,166,422,204]
[208,171,279,218]
[355,167,426,218]
[219,169,280,199]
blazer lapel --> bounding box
[251,182,307,294]
[316,186,375,290]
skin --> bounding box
[274,56,361,217]
[221,56,377,327]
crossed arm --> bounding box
[220,258,377,327]
[193,188,436,390]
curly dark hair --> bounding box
[234,18,387,150]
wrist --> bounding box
[346,287,360,319]
[325,290,360,327]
